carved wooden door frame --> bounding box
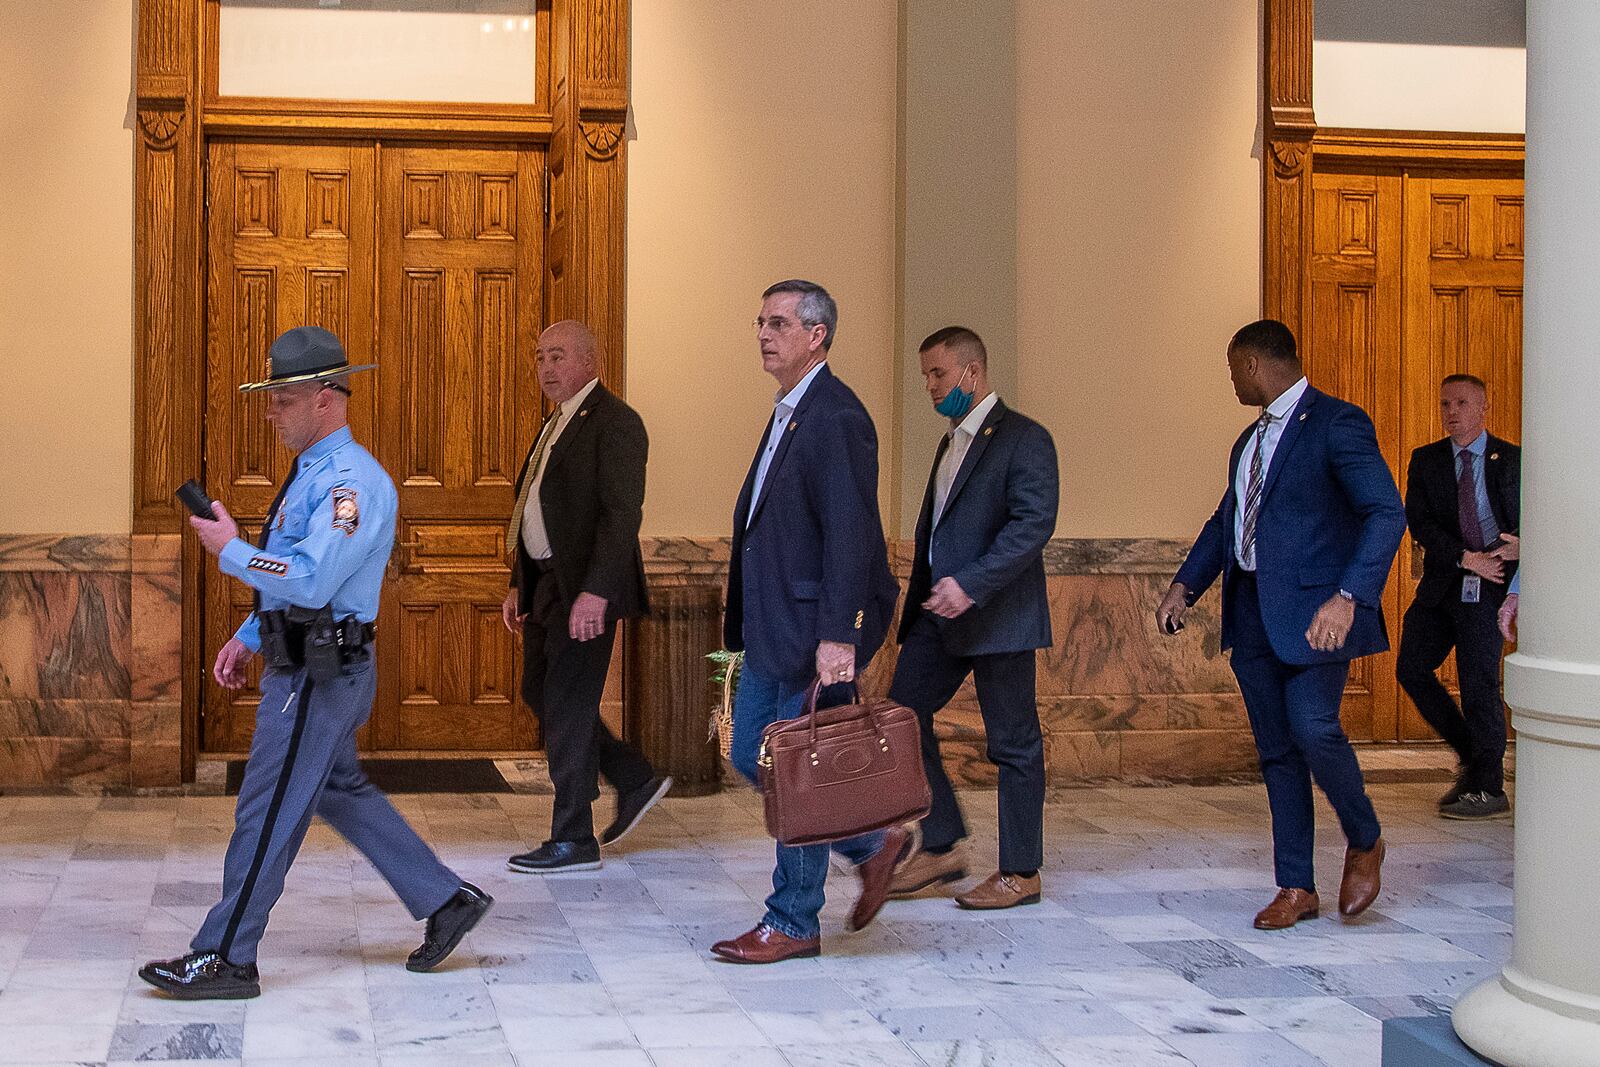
[1261,0,1525,341]
[133,0,630,779]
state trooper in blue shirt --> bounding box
[140,326,491,1000]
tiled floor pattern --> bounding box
[0,755,1512,1066]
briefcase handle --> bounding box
[800,676,890,759]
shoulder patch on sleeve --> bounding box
[248,556,287,575]
[332,487,360,535]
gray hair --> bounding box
[763,279,838,351]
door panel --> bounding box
[1309,166,1522,742]
[376,144,544,751]
[202,139,545,755]
[202,141,377,753]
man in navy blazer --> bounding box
[1157,319,1405,931]
[885,327,1058,912]
[711,279,905,965]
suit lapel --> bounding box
[916,434,947,546]
[936,400,1006,526]
[746,365,828,530]
[542,383,605,477]
[1258,386,1316,504]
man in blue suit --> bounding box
[1157,319,1405,930]
[712,279,906,965]
[885,327,1058,911]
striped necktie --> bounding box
[505,411,561,558]
[1239,412,1273,570]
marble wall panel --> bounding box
[130,535,182,704]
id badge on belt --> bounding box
[1462,575,1482,604]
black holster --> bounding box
[258,605,372,681]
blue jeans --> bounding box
[729,660,886,940]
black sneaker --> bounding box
[1440,791,1511,821]
[138,950,261,1000]
[507,838,602,873]
[407,882,493,973]
[1438,770,1471,808]
[601,775,674,848]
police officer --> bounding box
[140,327,491,1000]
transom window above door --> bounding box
[218,0,540,103]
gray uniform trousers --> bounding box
[193,656,461,964]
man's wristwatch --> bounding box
[1337,589,1356,603]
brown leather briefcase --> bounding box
[757,678,931,846]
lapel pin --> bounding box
[1490,452,1499,460]
[983,427,994,436]
[1298,412,1308,422]
[788,421,798,431]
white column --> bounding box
[1452,2,1600,1064]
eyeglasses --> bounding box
[752,315,811,333]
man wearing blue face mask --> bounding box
[885,327,1060,911]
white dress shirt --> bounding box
[931,390,1001,565]
[746,361,827,528]
[521,376,600,560]
[1233,376,1308,571]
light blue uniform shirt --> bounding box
[220,426,397,652]
[1451,430,1501,549]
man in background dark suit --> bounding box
[1397,374,1520,820]
[711,279,905,965]
[885,327,1058,911]
[1157,319,1405,930]
[501,321,669,873]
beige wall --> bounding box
[0,0,135,534]
[897,0,1018,539]
[1017,0,1262,539]
[627,0,900,537]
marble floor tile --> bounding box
[0,782,1519,1067]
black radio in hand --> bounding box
[175,479,217,520]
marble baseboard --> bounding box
[0,533,1246,792]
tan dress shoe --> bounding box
[710,923,820,964]
[847,826,913,932]
[890,845,969,897]
[1253,888,1320,930]
[955,871,1041,910]
[1339,836,1385,917]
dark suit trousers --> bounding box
[1396,586,1508,794]
[521,567,654,844]
[888,615,1045,872]
[1228,571,1381,892]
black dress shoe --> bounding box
[407,882,493,973]
[507,838,602,873]
[601,775,673,847]
[138,951,260,1000]
[1438,770,1471,808]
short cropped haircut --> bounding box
[1442,373,1487,393]
[1229,319,1298,365]
[919,326,988,365]
[763,279,838,351]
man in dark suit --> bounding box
[500,320,669,873]
[1397,374,1520,820]
[710,279,906,965]
[884,327,1058,911]
[1157,319,1405,930]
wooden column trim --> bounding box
[548,0,629,392]
[1262,0,1315,343]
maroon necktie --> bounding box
[1457,452,1486,552]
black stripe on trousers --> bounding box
[219,675,314,961]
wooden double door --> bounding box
[1308,165,1524,742]
[201,139,546,754]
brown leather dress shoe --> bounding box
[1339,836,1385,917]
[890,845,969,897]
[846,826,913,932]
[1253,888,1320,930]
[710,923,820,964]
[955,871,1042,910]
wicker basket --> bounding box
[708,650,741,761]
